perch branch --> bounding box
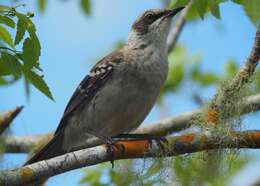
[2,94,260,153]
[1,130,260,185]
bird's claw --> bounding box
[105,139,125,168]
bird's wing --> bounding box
[24,51,124,165]
[54,51,123,134]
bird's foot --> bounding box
[105,138,125,168]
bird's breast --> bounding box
[127,50,169,88]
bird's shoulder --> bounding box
[93,50,124,68]
[54,50,124,134]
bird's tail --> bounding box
[24,130,65,166]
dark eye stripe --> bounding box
[144,11,163,23]
[132,11,163,34]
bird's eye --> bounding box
[145,13,154,20]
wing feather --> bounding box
[54,51,123,134]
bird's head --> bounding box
[127,7,184,49]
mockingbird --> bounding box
[25,7,184,165]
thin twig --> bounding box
[207,25,260,123]
[2,134,50,153]
[167,0,194,52]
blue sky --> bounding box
[1,0,259,185]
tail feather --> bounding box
[24,130,65,166]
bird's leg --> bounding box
[113,133,168,155]
[105,138,125,168]
[84,129,125,167]
[87,129,127,166]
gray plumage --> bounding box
[25,7,184,165]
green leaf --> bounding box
[24,75,31,100]
[224,59,238,79]
[191,65,218,86]
[232,0,260,25]
[15,18,26,45]
[242,0,260,26]
[24,69,54,100]
[165,63,184,91]
[80,167,103,185]
[115,40,125,49]
[0,76,18,85]
[195,0,208,19]
[169,0,189,8]
[0,15,15,28]
[80,0,91,15]
[0,57,11,76]
[15,12,36,36]
[0,52,22,77]
[173,157,192,186]
[144,160,164,179]
[16,14,41,63]
[255,69,260,91]
[22,37,41,68]
[0,5,10,12]
[232,0,245,5]
[30,33,41,57]
[0,76,9,85]
[170,0,226,20]
[210,3,221,19]
[170,0,204,20]
[38,0,47,13]
[0,25,14,48]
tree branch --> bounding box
[2,134,51,154]
[207,25,260,124]
[1,130,260,185]
[0,106,23,135]
[3,94,260,153]
[167,0,194,52]
[138,94,260,135]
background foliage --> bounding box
[0,5,53,100]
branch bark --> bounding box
[0,106,23,135]
[1,130,260,186]
[2,134,51,154]
[3,94,260,153]
[207,25,260,124]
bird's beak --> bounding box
[163,7,185,18]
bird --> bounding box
[25,7,184,165]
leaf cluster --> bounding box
[160,47,260,101]
[172,153,249,186]
[170,0,260,25]
[80,159,169,186]
[80,154,250,186]
[0,5,53,100]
